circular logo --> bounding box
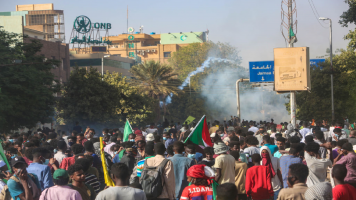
[128,27,135,33]
[128,35,134,41]
[180,35,187,41]
[73,15,91,34]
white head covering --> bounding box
[204,166,215,178]
[146,133,154,141]
[0,161,5,168]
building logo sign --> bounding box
[180,35,187,41]
[128,35,134,41]
[73,16,92,33]
[70,15,112,47]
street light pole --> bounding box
[102,55,110,80]
[319,17,334,121]
[236,78,249,120]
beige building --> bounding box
[0,3,65,41]
[71,31,207,63]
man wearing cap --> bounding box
[213,142,235,185]
[39,169,82,200]
[7,156,41,200]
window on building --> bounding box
[164,52,171,58]
[61,59,64,70]
[34,36,38,39]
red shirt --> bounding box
[59,156,75,170]
[245,165,274,200]
[333,184,356,200]
[23,157,33,165]
[180,184,213,200]
[81,138,88,146]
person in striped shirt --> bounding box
[75,158,101,194]
[129,142,155,184]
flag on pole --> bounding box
[0,143,11,172]
[100,137,114,186]
[123,119,133,142]
[184,115,213,147]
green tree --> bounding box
[288,57,354,122]
[169,42,242,91]
[339,0,356,50]
[130,60,181,121]
[57,67,154,126]
[166,88,208,123]
[0,29,60,131]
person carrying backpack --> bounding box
[6,156,42,200]
[141,142,175,200]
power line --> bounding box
[307,0,328,28]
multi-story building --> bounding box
[70,31,207,63]
[0,4,69,88]
[0,3,65,41]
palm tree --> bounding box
[130,60,181,121]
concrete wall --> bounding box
[0,11,29,25]
[70,53,135,77]
[0,16,23,35]
[24,38,71,85]
[16,3,54,11]
[24,28,44,39]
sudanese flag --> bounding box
[184,115,213,147]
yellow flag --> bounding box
[184,116,195,125]
[100,137,115,186]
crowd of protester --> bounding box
[0,118,355,200]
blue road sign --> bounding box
[249,61,274,83]
[249,59,325,83]
[310,59,325,67]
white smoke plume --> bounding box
[200,64,290,123]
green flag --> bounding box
[123,119,133,142]
[0,143,11,172]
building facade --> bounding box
[70,31,207,63]
[0,3,65,41]
[0,5,70,87]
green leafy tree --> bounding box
[166,88,208,123]
[339,0,356,50]
[0,29,60,131]
[130,60,181,121]
[169,42,242,91]
[288,56,354,122]
[57,67,155,126]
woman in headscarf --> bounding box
[180,164,215,200]
[260,146,283,200]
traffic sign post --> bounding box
[249,59,324,83]
[249,61,274,83]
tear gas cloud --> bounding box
[199,54,290,123]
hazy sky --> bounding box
[1,0,354,67]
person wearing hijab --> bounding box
[260,146,283,200]
[180,164,214,200]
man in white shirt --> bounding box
[248,122,258,134]
[54,141,68,165]
[300,122,311,143]
[146,124,157,134]
[95,163,147,200]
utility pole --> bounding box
[127,6,128,34]
[288,0,296,127]
[330,20,334,121]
